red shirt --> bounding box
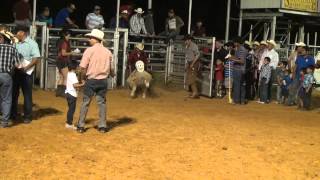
[215,64,224,81]
[57,40,71,62]
[128,49,149,71]
[13,1,31,20]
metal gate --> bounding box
[165,37,216,97]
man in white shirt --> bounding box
[261,40,279,102]
[85,5,105,30]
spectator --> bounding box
[13,0,31,26]
[160,9,184,42]
[184,35,200,99]
[228,37,248,105]
[298,66,314,110]
[215,59,224,98]
[258,57,272,104]
[224,50,234,101]
[109,10,129,29]
[214,40,228,63]
[144,9,155,35]
[275,61,287,104]
[244,41,255,100]
[120,3,134,17]
[37,6,53,27]
[55,3,79,28]
[77,29,114,133]
[86,5,105,30]
[191,19,206,37]
[11,26,40,124]
[289,45,315,106]
[128,43,149,73]
[56,29,74,97]
[0,31,21,128]
[262,40,279,102]
[281,69,292,104]
[129,8,148,35]
[257,41,268,70]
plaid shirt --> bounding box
[0,44,21,73]
[259,64,272,83]
[303,74,314,89]
[129,14,147,34]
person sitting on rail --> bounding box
[55,3,79,28]
[37,6,53,27]
[109,10,129,29]
[129,8,148,36]
[159,9,184,43]
[85,5,105,30]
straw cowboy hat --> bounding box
[135,43,144,51]
[267,40,277,47]
[5,31,18,43]
[134,8,144,14]
[244,40,251,46]
[85,29,104,41]
[0,30,11,41]
[295,42,306,47]
[260,41,268,46]
[253,41,260,46]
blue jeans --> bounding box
[232,69,246,104]
[259,78,269,103]
[11,70,33,120]
[0,73,13,125]
[78,79,108,128]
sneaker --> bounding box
[98,127,109,133]
[76,127,86,133]
[65,123,77,130]
[23,119,32,124]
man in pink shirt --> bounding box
[77,29,114,133]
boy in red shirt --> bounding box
[215,59,224,98]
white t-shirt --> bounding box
[168,18,177,30]
[65,72,79,97]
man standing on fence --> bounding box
[11,26,40,124]
[0,31,21,128]
[77,29,114,134]
[185,35,200,99]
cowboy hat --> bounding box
[295,42,306,47]
[135,43,144,51]
[134,8,144,14]
[253,41,260,46]
[85,29,104,41]
[267,40,277,47]
[121,10,129,14]
[244,40,251,46]
[0,30,11,41]
[260,41,267,46]
[5,31,18,43]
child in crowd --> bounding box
[298,66,314,110]
[215,59,224,98]
[281,69,292,104]
[258,57,272,104]
[276,61,287,104]
[65,63,85,129]
[224,50,235,101]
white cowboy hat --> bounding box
[135,43,144,51]
[134,8,144,14]
[121,10,129,14]
[267,40,277,47]
[253,41,260,46]
[135,60,145,73]
[244,40,251,46]
[85,29,104,41]
[260,41,268,46]
[295,42,306,47]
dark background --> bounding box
[0,0,241,39]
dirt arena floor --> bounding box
[0,87,320,179]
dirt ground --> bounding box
[0,87,320,180]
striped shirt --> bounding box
[0,44,21,73]
[259,64,272,83]
[86,13,105,29]
[224,60,234,78]
[129,14,147,34]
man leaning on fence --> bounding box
[0,31,21,128]
[185,35,200,99]
[11,26,40,124]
